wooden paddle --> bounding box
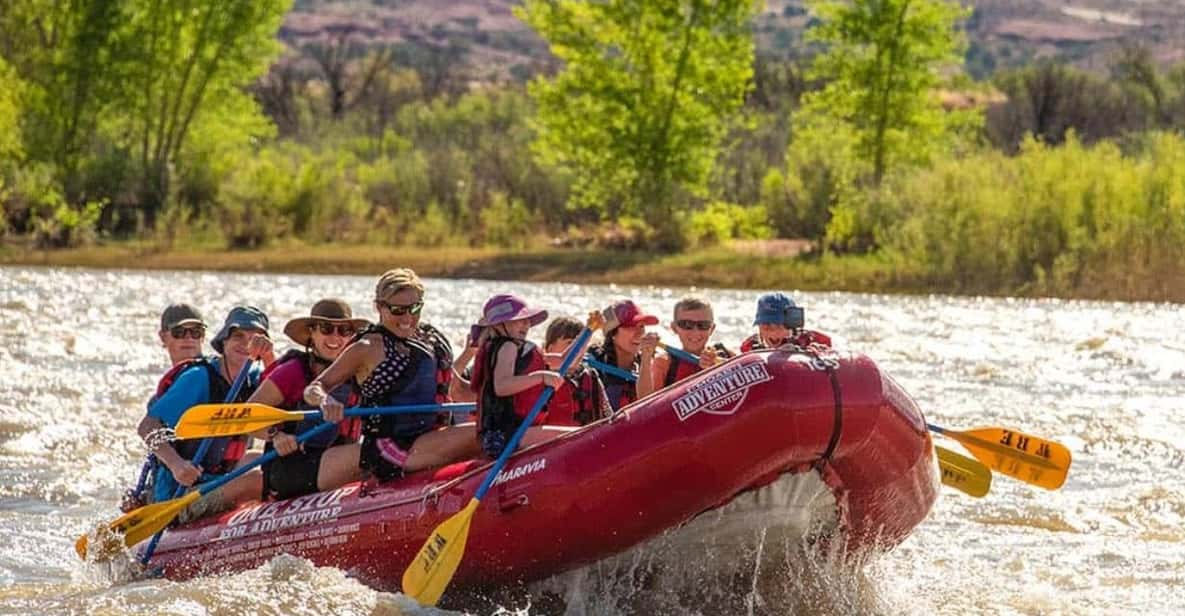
[76,421,339,561]
[401,315,601,606]
[927,423,1071,490]
[174,402,476,439]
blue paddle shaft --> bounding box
[584,357,637,383]
[294,402,475,422]
[661,343,701,366]
[195,422,339,497]
[473,327,593,500]
[184,361,253,471]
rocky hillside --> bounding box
[281,0,1185,80]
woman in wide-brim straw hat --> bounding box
[303,269,479,483]
[245,299,370,500]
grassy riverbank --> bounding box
[1,239,937,294]
[6,239,1185,302]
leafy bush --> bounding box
[686,202,772,246]
[479,191,538,249]
[882,132,1185,296]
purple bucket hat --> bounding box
[477,294,548,328]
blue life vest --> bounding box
[359,326,440,441]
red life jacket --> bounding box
[265,348,362,445]
[661,342,735,388]
[545,365,607,426]
[740,330,832,353]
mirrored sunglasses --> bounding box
[169,325,205,339]
[675,319,713,331]
[380,301,423,316]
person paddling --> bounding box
[138,306,274,522]
[304,269,477,482]
[739,292,831,352]
[471,295,580,457]
[122,304,209,512]
[541,316,611,426]
[249,299,369,500]
[652,296,734,389]
[587,300,660,410]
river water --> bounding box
[0,265,1182,615]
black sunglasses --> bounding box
[379,301,423,316]
[169,325,205,339]
[314,322,357,337]
[675,319,713,331]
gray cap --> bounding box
[160,303,204,331]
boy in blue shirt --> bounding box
[138,306,273,521]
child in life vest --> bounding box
[471,294,568,458]
[652,296,734,390]
[587,299,661,410]
[739,292,831,352]
[541,316,611,426]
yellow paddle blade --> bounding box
[175,403,304,439]
[948,427,1071,490]
[936,445,991,498]
[75,491,200,561]
[402,498,480,606]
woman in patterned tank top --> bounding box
[304,269,480,481]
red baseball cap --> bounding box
[601,299,659,332]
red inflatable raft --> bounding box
[146,348,939,597]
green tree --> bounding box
[120,0,289,212]
[518,0,759,249]
[0,0,126,193]
[797,0,972,186]
[0,56,21,161]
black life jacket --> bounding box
[417,323,455,404]
[587,344,638,411]
[160,357,251,474]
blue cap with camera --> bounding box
[753,292,805,329]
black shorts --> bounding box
[359,434,420,482]
[263,447,326,500]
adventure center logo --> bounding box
[672,361,772,421]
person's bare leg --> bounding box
[404,424,481,472]
[316,443,362,491]
[218,468,262,505]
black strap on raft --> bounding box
[820,363,843,463]
[784,344,843,466]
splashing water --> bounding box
[1,266,1183,614]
